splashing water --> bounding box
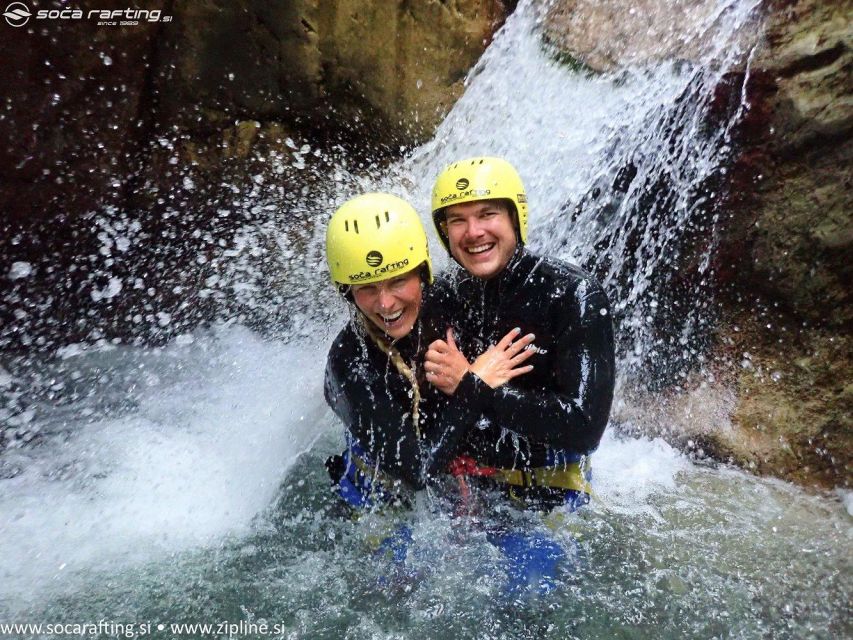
[0,0,849,637]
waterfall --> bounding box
[1,1,849,634]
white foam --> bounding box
[591,430,690,511]
[0,325,333,608]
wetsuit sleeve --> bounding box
[324,356,352,428]
[456,285,616,455]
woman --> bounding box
[323,193,535,510]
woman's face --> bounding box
[352,271,423,340]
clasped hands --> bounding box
[424,327,536,395]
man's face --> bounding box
[351,271,423,340]
[443,200,517,280]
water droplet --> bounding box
[8,262,33,280]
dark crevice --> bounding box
[776,117,853,160]
[777,41,848,77]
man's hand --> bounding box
[424,328,470,395]
[469,327,536,389]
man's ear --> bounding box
[508,206,522,244]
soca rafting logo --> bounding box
[4,2,172,27]
[365,250,383,267]
[348,258,410,283]
[455,178,469,190]
[440,188,491,205]
[4,2,30,27]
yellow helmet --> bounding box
[326,193,433,287]
[430,156,528,252]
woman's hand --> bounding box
[469,327,536,389]
[425,328,470,396]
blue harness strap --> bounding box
[327,439,396,510]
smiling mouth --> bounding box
[380,309,404,324]
[465,243,495,255]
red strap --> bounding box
[448,455,499,478]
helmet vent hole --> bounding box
[353,220,359,234]
[344,221,349,232]
[375,215,380,228]
[385,211,390,222]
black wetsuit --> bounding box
[434,248,616,472]
[324,295,482,493]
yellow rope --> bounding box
[359,315,422,438]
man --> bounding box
[424,156,616,511]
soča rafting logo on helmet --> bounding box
[365,251,383,268]
[348,258,410,283]
[439,187,491,206]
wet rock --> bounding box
[617,314,852,491]
[542,0,732,73]
[705,0,852,488]
[714,318,850,490]
[0,2,169,221]
[154,0,509,148]
[721,0,852,328]
[551,0,851,489]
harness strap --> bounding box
[448,455,592,495]
[351,451,405,493]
